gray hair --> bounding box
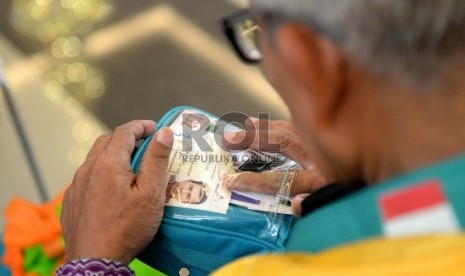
[251,0,465,88]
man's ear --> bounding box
[274,23,347,127]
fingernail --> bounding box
[224,132,237,143]
[156,128,173,147]
[294,193,310,201]
[291,193,310,217]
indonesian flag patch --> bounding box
[379,180,460,237]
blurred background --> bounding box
[0,0,288,232]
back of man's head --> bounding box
[251,0,465,88]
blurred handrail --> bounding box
[0,57,49,202]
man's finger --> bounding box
[83,134,111,165]
[223,130,257,151]
[71,134,110,190]
[222,170,329,196]
[225,118,293,151]
[291,170,330,196]
[106,120,156,162]
[269,131,311,167]
[224,130,287,151]
[224,129,311,167]
[222,171,283,195]
[291,193,310,217]
[245,117,294,132]
[137,127,173,194]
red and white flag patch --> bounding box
[379,180,460,237]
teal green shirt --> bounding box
[286,154,465,252]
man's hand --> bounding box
[61,120,173,265]
[223,118,329,196]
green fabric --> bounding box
[130,258,165,276]
[286,154,465,253]
[56,204,62,220]
[24,245,59,276]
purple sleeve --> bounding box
[56,258,134,276]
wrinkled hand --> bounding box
[61,120,173,265]
[223,118,330,197]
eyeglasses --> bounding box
[222,10,344,65]
[221,9,262,64]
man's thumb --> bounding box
[138,127,173,189]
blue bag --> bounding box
[131,106,294,276]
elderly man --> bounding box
[58,0,465,275]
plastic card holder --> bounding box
[131,106,298,276]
